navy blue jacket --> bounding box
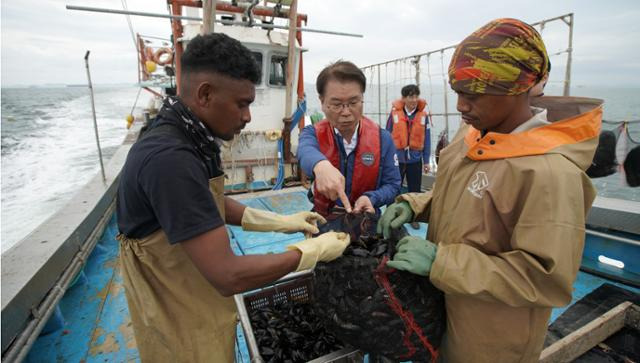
[297,123,401,212]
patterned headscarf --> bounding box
[448,18,550,96]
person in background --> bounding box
[586,130,618,178]
[297,60,401,216]
[386,84,431,228]
[623,145,640,186]
[378,18,601,362]
[116,33,350,362]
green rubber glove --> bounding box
[386,236,437,276]
[377,201,414,239]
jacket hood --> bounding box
[463,96,603,170]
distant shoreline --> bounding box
[1,84,139,89]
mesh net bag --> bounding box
[312,212,445,362]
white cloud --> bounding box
[2,0,640,86]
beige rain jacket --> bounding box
[399,97,602,362]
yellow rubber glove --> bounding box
[287,232,350,271]
[241,207,327,234]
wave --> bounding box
[1,86,152,252]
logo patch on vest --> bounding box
[361,152,375,166]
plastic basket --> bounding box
[235,271,361,363]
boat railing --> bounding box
[360,13,575,147]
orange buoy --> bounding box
[153,48,174,66]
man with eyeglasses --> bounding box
[298,60,401,217]
[386,84,431,229]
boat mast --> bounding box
[282,0,298,161]
[202,0,217,35]
[563,13,574,96]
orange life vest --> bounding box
[313,117,380,216]
[390,99,429,150]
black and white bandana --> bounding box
[156,96,220,161]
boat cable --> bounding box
[273,99,306,190]
[129,87,142,117]
[612,122,640,145]
[121,0,138,53]
[603,119,640,125]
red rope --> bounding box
[374,256,439,362]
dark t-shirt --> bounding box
[116,122,225,243]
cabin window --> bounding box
[251,51,263,83]
[269,54,287,86]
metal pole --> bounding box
[414,56,421,86]
[440,50,450,139]
[281,0,297,163]
[66,5,363,38]
[377,66,382,125]
[563,13,574,96]
[84,51,106,182]
[201,0,216,34]
[585,229,640,247]
[284,0,297,119]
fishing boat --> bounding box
[1,3,638,362]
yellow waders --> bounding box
[118,175,237,362]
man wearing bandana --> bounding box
[378,18,601,362]
[116,33,350,362]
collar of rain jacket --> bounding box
[464,96,602,166]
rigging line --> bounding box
[426,54,433,108]
[623,123,640,144]
[603,119,640,125]
[385,63,390,110]
[121,0,138,52]
[129,87,143,115]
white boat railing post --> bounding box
[377,66,382,125]
[563,13,574,96]
[201,0,216,35]
[83,51,106,183]
[440,50,450,140]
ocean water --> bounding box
[1,86,638,252]
[311,83,640,201]
[1,86,151,252]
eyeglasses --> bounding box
[325,99,363,113]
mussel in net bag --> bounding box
[312,211,445,362]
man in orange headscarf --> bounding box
[378,18,601,362]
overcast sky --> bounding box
[2,0,639,87]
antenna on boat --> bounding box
[83,51,107,183]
